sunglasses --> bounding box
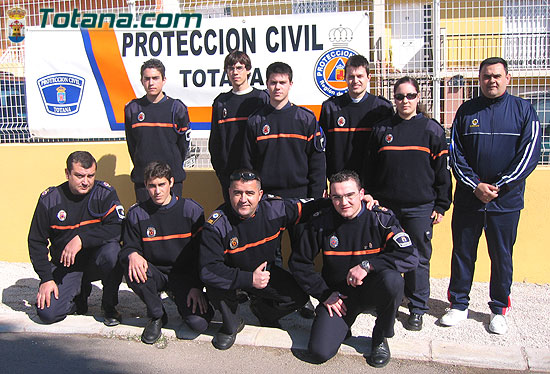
[394,93,418,101]
[229,171,260,182]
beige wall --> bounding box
[1,143,548,283]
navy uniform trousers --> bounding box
[36,241,122,324]
[449,208,520,315]
[207,264,308,334]
[382,202,434,315]
[120,258,213,333]
[308,269,404,362]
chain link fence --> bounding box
[1,0,548,164]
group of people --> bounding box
[28,52,541,369]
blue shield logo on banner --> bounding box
[37,73,85,116]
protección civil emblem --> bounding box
[146,227,157,238]
[57,210,67,222]
[262,124,270,135]
[313,26,358,97]
[230,237,239,249]
[329,235,339,248]
[37,73,85,116]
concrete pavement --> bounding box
[1,261,549,372]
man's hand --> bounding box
[323,291,347,317]
[252,261,270,289]
[363,194,379,210]
[346,264,368,287]
[60,235,82,267]
[128,252,148,283]
[431,210,444,225]
[474,183,499,204]
[36,280,58,310]
[187,288,208,315]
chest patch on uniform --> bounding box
[393,232,412,248]
[146,226,156,238]
[138,112,145,122]
[116,205,125,219]
[229,237,239,249]
[329,235,339,248]
[57,210,67,222]
[385,134,394,143]
[262,124,270,135]
[337,116,346,127]
[222,107,227,119]
[470,118,479,127]
[207,212,221,225]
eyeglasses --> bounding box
[227,65,246,72]
[330,191,358,202]
[229,171,260,182]
[394,93,418,101]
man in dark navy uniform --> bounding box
[289,170,418,368]
[209,51,269,202]
[28,151,124,326]
[199,169,321,350]
[125,58,191,202]
[120,161,212,344]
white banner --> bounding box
[26,12,369,138]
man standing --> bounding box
[242,62,326,317]
[120,162,212,344]
[125,58,191,202]
[242,61,326,199]
[289,170,418,368]
[441,57,541,334]
[209,51,269,202]
[28,151,124,325]
[319,54,393,179]
[199,169,322,350]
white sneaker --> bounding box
[489,313,508,334]
[439,308,468,326]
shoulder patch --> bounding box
[207,211,223,225]
[40,187,53,197]
[266,194,282,200]
[97,181,114,191]
[393,232,412,248]
[373,205,390,213]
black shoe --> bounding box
[366,338,391,368]
[73,294,88,315]
[102,306,122,327]
[212,319,245,350]
[250,300,282,329]
[405,312,423,331]
[299,299,315,319]
[141,313,168,344]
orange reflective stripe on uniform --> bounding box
[224,229,284,255]
[143,232,192,242]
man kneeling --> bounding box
[289,170,418,368]
[120,161,213,344]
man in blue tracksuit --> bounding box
[441,57,541,334]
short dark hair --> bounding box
[66,151,96,171]
[229,168,261,188]
[479,57,508,75]
[144,161,172,184]
[266,62,292,82]
[329,170,361,190]
[224,51,252,71]
[141,58,166,79]
[345,54,370,75]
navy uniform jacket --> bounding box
[120,195,204,288]
[242,102,326,198]
[28,181,124,284]
[289,204,418,302]
[364,113,452,215]
[450,92,541,212]
[320,93,393,178]
[199,196,329,291]
[124,95,190,184]
[209,88,269,178]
